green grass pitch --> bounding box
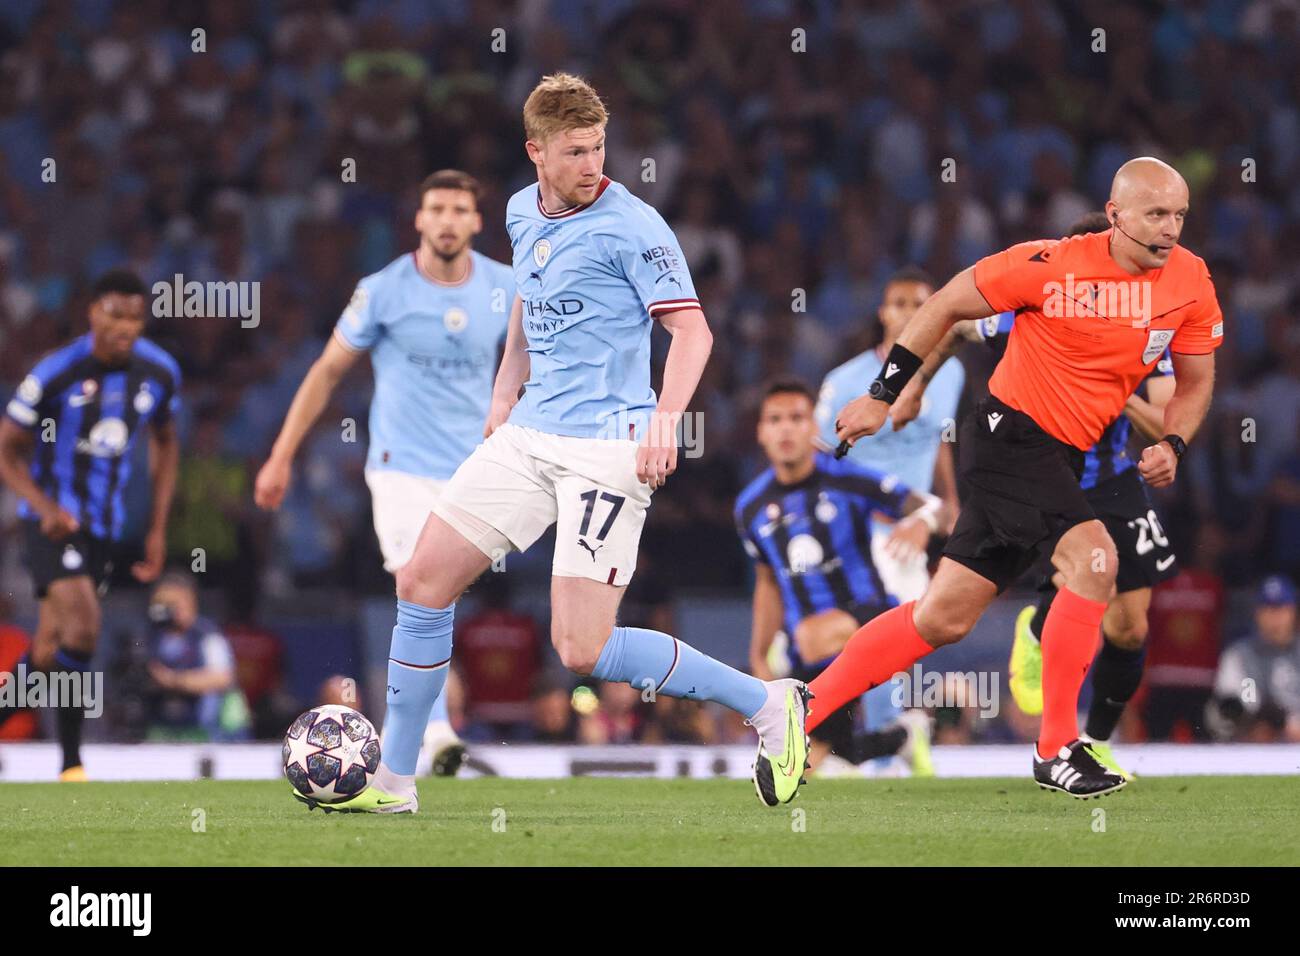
[1,776,1295,866]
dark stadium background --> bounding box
[1,0,1298,756]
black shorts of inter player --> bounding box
[792,660,858,753]
[1030,467,1177,595]
[791,601,888,752]
[23,520,114,600]
[944,395,1096,593]
[846,600,891,628]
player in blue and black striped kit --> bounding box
[0,270,180,778]
[737,380,947,772]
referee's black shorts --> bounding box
[1037,467,1177,594]
[944,394,1096,593]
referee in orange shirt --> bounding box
[814,157,1222,797]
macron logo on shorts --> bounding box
[987,412,1003,432]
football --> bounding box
[282,705,381,804]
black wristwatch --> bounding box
[1160,434,1187,460]
[868,379,899,404]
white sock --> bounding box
[373,762,416,796]
[748,681,790,747]
[424,719,457,740]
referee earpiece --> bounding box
[1110,212,1164,256]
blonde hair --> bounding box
[523,73,608,143]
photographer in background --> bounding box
[1210,576,1300,742]
[146,571,250,741]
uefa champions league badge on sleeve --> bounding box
[343,286,368,329]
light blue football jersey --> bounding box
[504,176,699,440]
[816,346,965,494]
[334,250,514,479]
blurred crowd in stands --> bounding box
[2,1,1299,746]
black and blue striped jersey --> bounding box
[5,334,181,541]
[735,451,911,666]
[977,311,1174,490]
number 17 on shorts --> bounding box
[553,477,649,587]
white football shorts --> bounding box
[433,423,652,587]
[364,468,448,572]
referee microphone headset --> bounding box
[1110,211,1168,255]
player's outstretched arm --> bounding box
[0,418,77,538]
[133,418,179,582]
[639,306,712,490]
[485,294,528,438]
[1138,351,1214,488]
[254,334,360,510]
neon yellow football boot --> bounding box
[750,680,812,806]
[293,785,417,814]
[1008,605,1044,716]
[898,710,935,777]
[1083,740,1133,780]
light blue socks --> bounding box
[382,599,453,775]
[591,625,767,718]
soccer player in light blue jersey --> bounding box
[817,268,962,603]
[256,170,512,778]
[302,73,812,814]
[815,268,961,761]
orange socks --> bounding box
[1037,587,1106,758]
[804,589,1104,752]
[806,601,933,732]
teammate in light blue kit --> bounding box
[336,243,512,486]
[307,73,812,814]
[817,268,964,518]
[815,268,962,767]
[256,170,512,778]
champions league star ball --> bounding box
[283,705,381,803]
